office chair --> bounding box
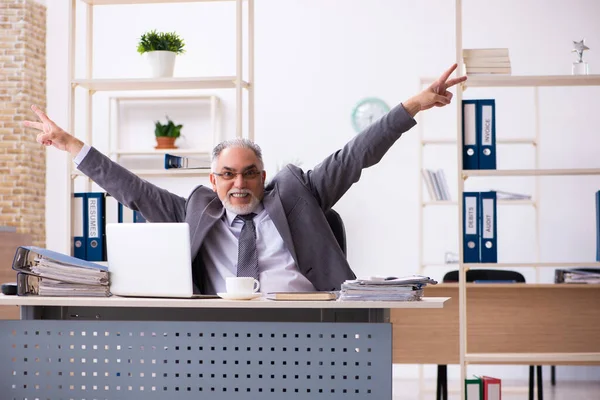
[325,209,346,256]
[437,269,544,400]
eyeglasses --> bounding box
[212,169,263,181]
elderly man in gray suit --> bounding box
[26,64,466,295]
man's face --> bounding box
[209,146,267,215]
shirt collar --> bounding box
[225,202,265,226]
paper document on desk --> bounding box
[17,273,110,297]
[339,274,437,301]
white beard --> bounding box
[222,189,260,215]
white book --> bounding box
[437,169,452,201]
[463,56,511,63]
[464,60,511,68]
[463,48,509,58]
[466,66,512,74]
[428,169,442,200]
[421,169,436,201]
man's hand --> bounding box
[403,63,467,117]
[23,105,84,157]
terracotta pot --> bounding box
[155,136,178,149]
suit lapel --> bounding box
[263,188,298,264]
[190,197,225,257]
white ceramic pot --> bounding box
[145,50,176,78]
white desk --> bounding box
[0,295,449,400]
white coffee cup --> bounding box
[225,277,260,294]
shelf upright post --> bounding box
[235,0,243,139]
[85,1,94,192]
[454,1,468,399]
[534,87,541,283]
[248,0,255,141]
[67,0,77,256]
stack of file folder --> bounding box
[339,275,437,301]
[555,268,600,284]
[12,246,110,297]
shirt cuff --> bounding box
[73,144,91,167]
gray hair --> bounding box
[211,138,264,171]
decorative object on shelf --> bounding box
[571,39,590,75]
[154,116,183,149]
[137,30,186,78]
[351,97,390,133]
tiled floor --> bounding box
[393,379,600,400]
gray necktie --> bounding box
[236,213,258,280]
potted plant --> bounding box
[154,116,183,149]
[137,30,185,78]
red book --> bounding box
[482,376,501,400]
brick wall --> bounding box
[0,0,46,246]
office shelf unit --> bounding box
[106,94,222,178]
[451,0,600,398]
[417,110,542,280]
[66,0,254,253]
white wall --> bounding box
[45,0,600,381]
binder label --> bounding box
[88,197,99,239]
[481,105,493,146]
[464,103,476,147]
[465,196,477,235]
[482,198,495,239]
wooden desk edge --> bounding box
[0,295,450,309]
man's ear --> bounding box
[209,173,217,192]
[261,170,267,184]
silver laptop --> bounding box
[106,222,195,298]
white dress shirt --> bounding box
[75,144,316,294]
[200,205,316,294]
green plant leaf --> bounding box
[137,30,186,55]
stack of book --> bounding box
[12,246,110,297]
[463,48,511,75]
[422,168,451,201]
[339,275,437,302]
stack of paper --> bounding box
[339,275,437,301]
[492,189,532,200]
[17,273,110,297]
[555,268,600,284]
[12,246,110,297]
[463,48,511,75]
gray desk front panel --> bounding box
[0,319,391,399]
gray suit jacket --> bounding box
[78,103,416,293]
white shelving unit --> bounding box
[452,1,600,398]
[106,94,222,178]
[66,0,254,251]
[417,81,542,280]
[417,2,600,398]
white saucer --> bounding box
[217,292,261,300]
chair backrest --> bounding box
[443,269,526,283]
[325,209,347,256]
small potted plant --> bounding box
[137,30,185,78]
[154,116,183,149]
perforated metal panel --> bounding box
[0,320,391,400]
